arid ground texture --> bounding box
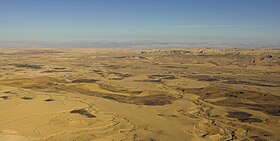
[0,48,279,141]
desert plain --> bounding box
[0,48,279,141]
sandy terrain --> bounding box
[0,48,279,141]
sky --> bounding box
[0,0,280,47]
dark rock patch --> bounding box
[184,75,236,82]
[107,72,132,80]
[53,67,66,70]
[1,96,8,100]
[45,99,55,102]
[223,80,279,87]
[112,56,126,59]
[21,97,33,100]
[250,136,267,141]
[101,94,174,106]
[228,112,252,119]
[42,70,73,73]
[12,64,43,69]
[227,112,263,123]
[109,72,132,77]
[129,94,174,106]
[102,95,117,100]
[72,79,99,83]
[104,64,123,69]
[188,75,220,82]
[68,86,175,106]
[162,65,188,69]
[183,86,280,117]
[135,79,162,83]
[239,118,263,123]
[148,75,176,80]
[109,77,124,80]
[70,109,96,118]
[207,61,219,66]
[142,99,170,106]
[98,84,142,95]
[260,105,280,116]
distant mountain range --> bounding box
[0,40,279,48]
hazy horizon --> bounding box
[1,0,280,48]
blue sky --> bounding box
[0,0,280,44]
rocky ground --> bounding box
[0,48,279,141]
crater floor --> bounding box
[0,48,279,141]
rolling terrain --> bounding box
[0,48,279,141]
